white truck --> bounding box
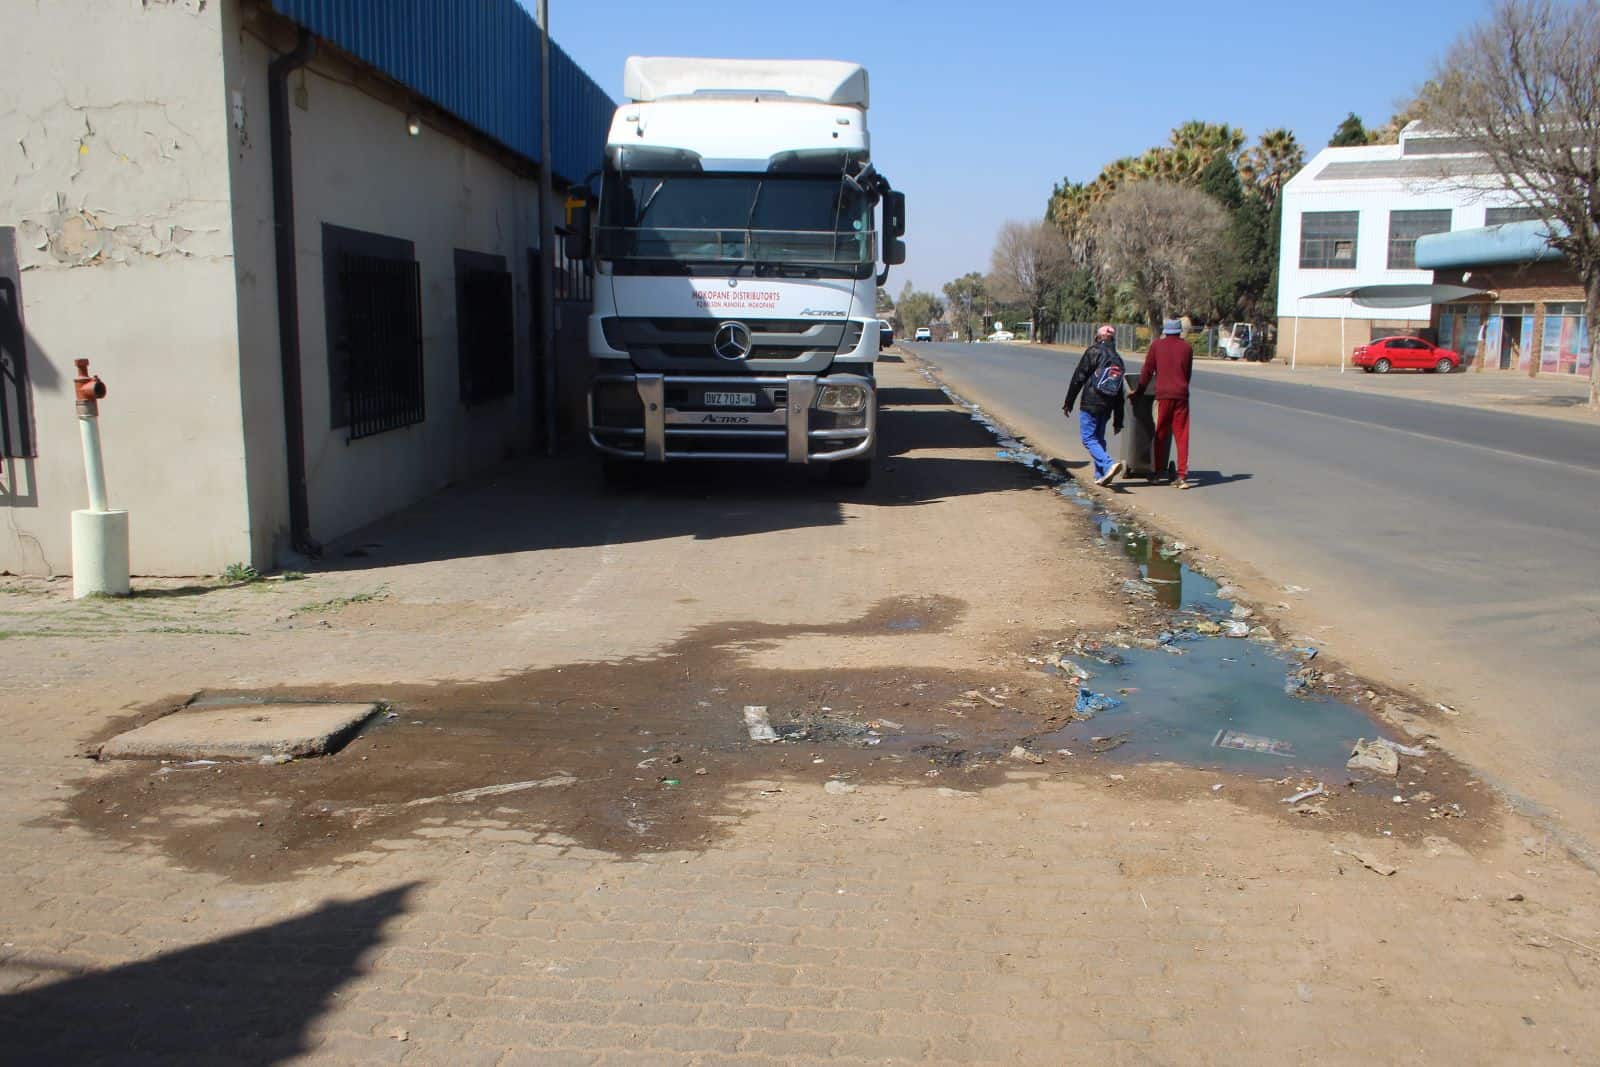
[571,57,905,485]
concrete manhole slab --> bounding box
[97,703,381,761]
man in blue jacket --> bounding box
[1062,325,1127,486]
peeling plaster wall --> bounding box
[1,0,251,575]
[225,16,541,552]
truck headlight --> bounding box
[816,384,869,412]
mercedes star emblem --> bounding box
[713,321,752,360]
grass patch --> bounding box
[221,562,262,584]
[143,625,250,636]
[297,588,388,614]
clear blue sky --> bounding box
[538,0,1490,296]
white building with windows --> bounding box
[1275,125,1531,367]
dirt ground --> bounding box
[2,355,1598,1065]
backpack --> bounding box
[1091,348,1126,399]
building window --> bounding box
[455,250,514,405]
[1540,302,1589,375]
[1299,211,1359,269]
[1387,209,1452,270]
[553,230,592,303]
[322,224,425,440]
[0,227,38,465]
[1486,206,1541,226]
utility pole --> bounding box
[537,0,558,455]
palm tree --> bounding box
[1243,128,1304,210]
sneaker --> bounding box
[1174,478,1193,490]
[1093,467,1112,486]
[1105,460,1124,484]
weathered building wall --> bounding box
[0,0,252,575]
[225,9,543,552]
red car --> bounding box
[1352,336,1462,374]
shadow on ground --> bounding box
[316,384,1039,570]
[0,884,416,1064]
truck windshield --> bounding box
[598,172,875,275]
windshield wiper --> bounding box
[753,261,822,278]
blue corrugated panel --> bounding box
[268,0,612,184]
[550,39,611,188]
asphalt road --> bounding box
[915,340,1600,841]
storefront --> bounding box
[1417,221,1589,376]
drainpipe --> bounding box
[268,28,319,556]
[537,0,557,456]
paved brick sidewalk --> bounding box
[2,358,1597,1064]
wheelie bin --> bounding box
[1122,391,1158,480]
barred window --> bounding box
[322,224,425,440]
[455,250,514,405]
[1299,211,1359,269]
[1387,209,1452,270]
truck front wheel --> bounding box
[827,457,872,487]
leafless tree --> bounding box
[1419,0,1600,410]
[988,221,1072,342]
[1087,181,1229,332]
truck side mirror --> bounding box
[884,191,906,238]
[568,204,591,261]
[884,237,906,266]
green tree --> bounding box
[942,272,988,343]
[895,280,945,334]
[1329,112,1369,147]
[1240,128,1304,210]
[1198,152,1244,212]
[876,287,894,313]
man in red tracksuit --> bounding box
[1133,319,1195,489]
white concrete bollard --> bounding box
[70,358,130,598]
[72,508,130,598]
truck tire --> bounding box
[828,457,872,487]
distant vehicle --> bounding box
[1220,322,1252,360]
[914,326,932,342]
[988,329,1015,342]
[1353,336,1461,374]
[879,323,894,349]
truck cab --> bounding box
[574,57,905,485]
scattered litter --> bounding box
[1212,729,1294,757]
[823,780,858,795]
[1050,656,1091,681]
[1347,738,1400,776]
[1224,621,1250,638]
[1194,621,1223,635]
[1122,579,1155,598]
[1156,631,1175,645]
[869,719,904,731]
[1282,783,1326,804]
[257,754,292,766]
[964,690,1006,708]
[660,778,681,787]
[1296,647,1319,661]
[1216,585,1240,600]
[743,705,779,743]
[1283,668,1318,697]
[1248,626,1274,641]
[1332,846,1397,876]
[404,776,576,808]
[1074,689,1123,716]
[1210,784,1223,792]
[181,759,220,767]
[1090,733,1131,753]
[1107,773,1126,781]
[1230,605,1254,620]
[1009,745,1047,765]
[1374,736,1428,758]
[1283,585,1309,594]
[388,1027,410,1042]
[1171,542,1189,552]
[1437,703,1459,716]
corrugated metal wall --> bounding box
[268,0,611,185]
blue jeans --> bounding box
[1078,409,1113,479]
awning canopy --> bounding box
[1301,283,1491,309]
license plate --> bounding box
[703,391,757,408]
